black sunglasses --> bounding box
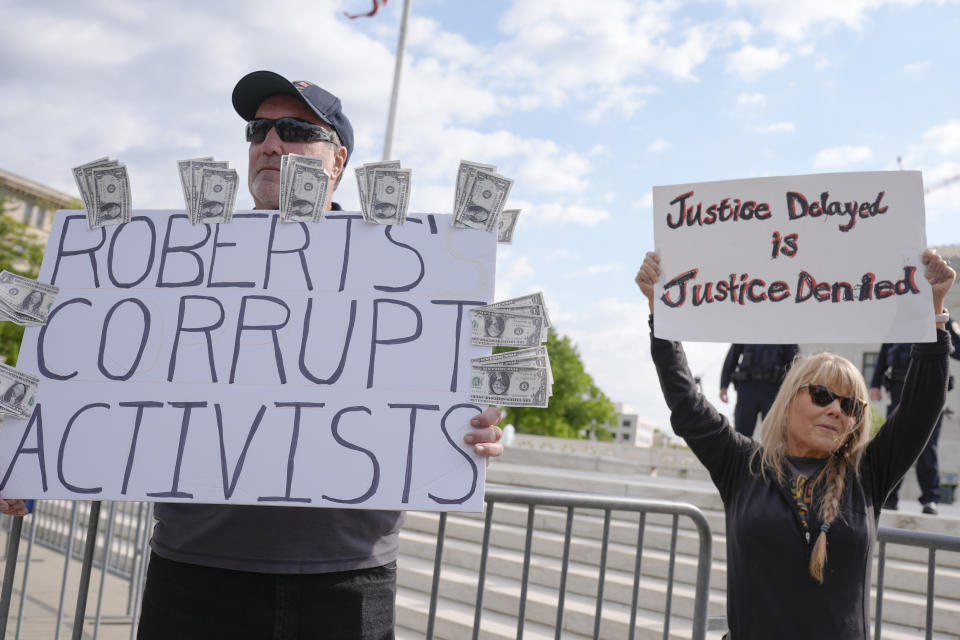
[799,383,865,421]
[245,117,339,144]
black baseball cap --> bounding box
[232,70,354,163]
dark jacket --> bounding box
[650,322,949,639]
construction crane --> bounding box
[925,174,960,194]
[897,156,960,194]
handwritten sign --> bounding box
[0,211,496,511]
[652,171,933,343]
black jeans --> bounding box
[137,553,396,640]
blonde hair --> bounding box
[750,351,871,583]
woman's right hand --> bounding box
[0,495,29,517]
[634,251,662,314]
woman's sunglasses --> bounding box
[245,117,339,144]
[799,383,866,421]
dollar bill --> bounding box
[455,169,513,231]
[0,271,59,324]
[485,291,552,328]
[354,166,370,221]
[470,365,549,408]
[91,165,131,228]
[188,160,229,223]
[363,160,401,197]
[470,308,544,347]
[0,362,39,418]
[71,156,109,224]
[195,167,239,225]
[176,157,213,216]
[454,160,496,216]
[73,158,118,227]
[473,346,553,391]
[282,162,329,223]
[281,154,325,218]
[368,167,411,225]
[497,208,521,243]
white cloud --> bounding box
[752,121,796,134]
[921,120,960,156]
[737,92,767,107]
[526,203,612,226]
[631,192,654,209]
[648,139,671,153]
[723,0,923,42]
[904,60,931,74]
[585,85,658,122]
[588,144,610,157]
[578,263,624,276]
[812,145,874,170]
[726,45,791,81]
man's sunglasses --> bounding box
[245,117,339,144]
[799,383,866,421]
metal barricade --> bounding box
[874,526,960,640]
[422,487,714,640]
[0,500,153,640]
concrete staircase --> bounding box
[394,439,960,639]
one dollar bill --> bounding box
[470,365,549,408]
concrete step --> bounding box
[399,528,728,620]
[395,560,708,640]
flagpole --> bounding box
[382,0,411,160]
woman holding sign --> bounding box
[635,248,953,639]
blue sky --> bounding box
[1,0,958,430]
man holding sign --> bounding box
[0,70,505,639]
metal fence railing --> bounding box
[1,495,958,639]
[874,526,960,640]
[425,487,714,640]
[0,500,153,640]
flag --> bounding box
[344,0,388,19]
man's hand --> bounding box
[0,496,29,517]
[465,406,504,460]
[869,387,883,403]
[719,388,729,404]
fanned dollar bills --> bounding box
[280,154,330,223]
[355,160,411,225]
[471,292,552,346]
[469,293,554,407]
[0,271,59,327]
[71,157,132,229]
[470,346,553,408]
[176,157,239,225]
[0,363,39,418]
[452,160,517,242]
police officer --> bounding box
[720,343,800,438]
[870,321,960,514]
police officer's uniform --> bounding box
[720,344,800,439]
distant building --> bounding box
[606,402,654,447]
[0,168,78,244]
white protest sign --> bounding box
[0,211,496,511]
[652,171,933,343]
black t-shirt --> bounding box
[786,455,827,532]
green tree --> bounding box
[0,196,47,365]
[499,328,616,440]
